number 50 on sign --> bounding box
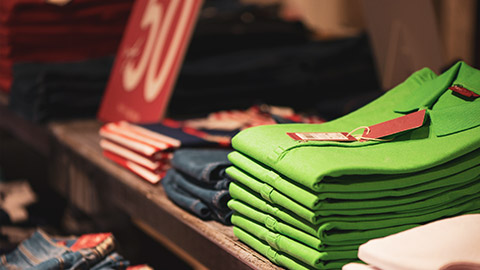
[98,0,202,123]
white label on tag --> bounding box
[298,132,348,140]
[287,132,356,141]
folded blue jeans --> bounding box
[171,148,232,189]
[162,169,232,224]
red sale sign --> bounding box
[98,0,202,123]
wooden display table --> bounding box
[0,93,280,270]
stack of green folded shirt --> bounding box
[226,61,480,270]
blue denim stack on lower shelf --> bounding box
[162,149,233,225]
[0,230,130,270]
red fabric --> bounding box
[0,43,120,61]
[0,0,133,92]
[0,76,11,92]
[1,2,132,24]
[0,0,132,23]
[70,233,113,252]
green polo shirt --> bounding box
[228,150,480,209]
[231,213,359,268]
[231,62,480,192]
[229,182,480,244]
[228,199,359,252]
[227,165,480,223]
[233,226,355,270]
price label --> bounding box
[98,0,203,123]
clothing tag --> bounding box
[448,85,480,98]
[287,132,357,141]
[362,109,426,139]
[70,233,112,251]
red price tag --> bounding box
[362,109,426,139]
[287,110,426,142]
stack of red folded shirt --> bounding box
[99,105,325,184]
[99,121,180,184]
[0,0,133,92]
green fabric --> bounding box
[228,199,359,251]
[229,181,480,244]
[227,165,480,220]
[396,62,480,136]
[228,148,480,205]
[232,227,354,270]
[233,226,312,270]
[230,181,318,236]
[232,214,358,267]
[231,62,480,192]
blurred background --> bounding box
[0,0,479,268]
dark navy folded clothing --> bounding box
[140,121,234,148]
[168,35,379,117]
[185,2,311,60]
[8,56,113,122]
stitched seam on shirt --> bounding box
[18,243,41,265]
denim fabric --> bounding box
[162,173,211,220]
[213,179,232,190]
[90,253,129,270]
[0,230,68,270]
[162,169,232,225]
[8,57,113,122]
[0,230,128,270]
[171,149,232,186]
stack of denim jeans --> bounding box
[8,57,114,122]
[226,62,480,269]
[162,149,233,225]
[0,0,132,92]
[0,230,130,270]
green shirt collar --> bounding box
[394,61,480,136]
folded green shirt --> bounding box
[228,199,359,251]
[232,213,359,268]
[230,182,480,244]
[228,149,480,208]
[231,62,480,192]
[233,226,354,270]
[227,166,480,221]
